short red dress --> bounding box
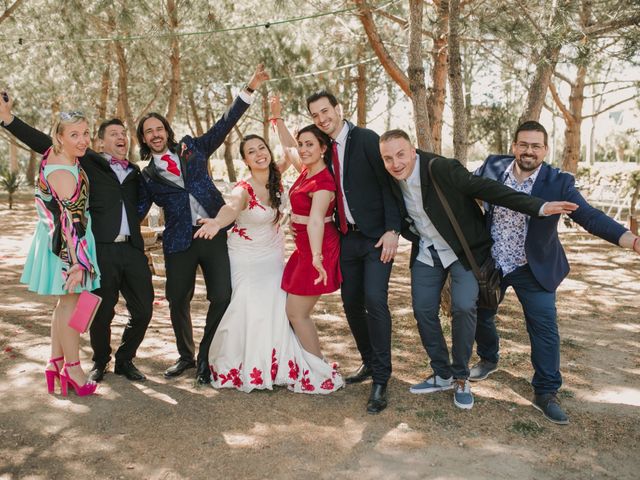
[281,167,342,295]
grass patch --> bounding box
[416,409,447,424]
[510,420,544,437]
[558,389,575,399]
[561,337,584,350]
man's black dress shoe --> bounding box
[164,359,196,378]
[366,383,388,414]
[88,363,108,383]
[114,360,146,381]
[195,360,212,386]
[345,364,373,384]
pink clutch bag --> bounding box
[68,291,102,333]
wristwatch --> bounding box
[390,229,400,236]
[244,84,255,94]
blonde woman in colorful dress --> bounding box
[21,111,101,397]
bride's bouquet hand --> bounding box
[312,253,327,286]
[194,218,221,240]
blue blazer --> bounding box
[138,96,249,255]
[476,155,627,292]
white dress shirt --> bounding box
[333,122,356,225]
[102,153,131,236]
[398,156,458,268]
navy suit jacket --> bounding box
[138,96,249,255]
[330,121,401,239]
[476,155,628,292]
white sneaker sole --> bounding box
[454,397,474,409]
[409,384,454,394]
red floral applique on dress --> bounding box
[300,370,315,392]
[249,367,264,386]
[231,224,252,241]
[271,348,278,381]
[288,359,300,380]
[209,365,219,382]
[219,363,243,388]
[320,378,335,390]
[236,180,266,211]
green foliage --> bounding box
[0,166,22,210]
[510,419,544,437]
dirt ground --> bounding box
[1,193,639,480]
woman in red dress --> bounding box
[278,123,341,359]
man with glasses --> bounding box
[470,120,640,424]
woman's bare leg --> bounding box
[286,294,323,358]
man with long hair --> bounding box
[137,65,268,385]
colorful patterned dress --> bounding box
[21,148,100,295]
[208,180,343,394]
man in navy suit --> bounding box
[138,65,268,385]
[306,90,401,414]
[470,121,640,424]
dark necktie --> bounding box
[331,141,348,234]
[161,153,180,177]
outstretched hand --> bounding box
[194,218,221,240]
[64,264,84,292]
[247,64,270,91]
[0,90,14,125]
[270,95,282,118]
[542,201,579,216]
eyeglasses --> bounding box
[515,142,545,153]
[59,111,84,121]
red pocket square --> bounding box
[68,291,102,333]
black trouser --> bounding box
[340,231,394,385]
[90,242,154,366]
[164,232,231,365]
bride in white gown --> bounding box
[198,133,343,394]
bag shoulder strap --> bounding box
[427,158,481,277]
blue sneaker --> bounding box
[453,379,474,410]
[409,375,454,394]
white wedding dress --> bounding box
[208,181,343,394]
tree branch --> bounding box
[548,82,573,123]
[582,95,638,119]
[0,0,24,25]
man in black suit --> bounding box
[306,90,401,414]
[0,96,153,382]
[379,129,576,410]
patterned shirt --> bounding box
[491,161,542,276]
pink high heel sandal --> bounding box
[45,356,65,394]
[60,361,97,397]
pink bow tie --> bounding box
[110,157,129,169]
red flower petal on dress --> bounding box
[250,367,264,385]
[288,359,300,380]
[300,377,315,392]
[231,225,252,241]
[320,379,335,390]
[209,365,219,382]
[271,349,278,381]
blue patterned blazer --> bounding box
[138,96,249,255]
[476,155,628,291]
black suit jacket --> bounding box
[337,121,401,238]
[3,116,144,251]
[391,150,545,270]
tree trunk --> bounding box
[223,87,237,183]
[165,0,180,124]
[518,0,574,123]
[94,46,111,147]
[355,0,410,96]
[9,137,18,173]
[356,62,367,128]
[560,65,586,173]
[261,85,270,144]
[427,0,448,154]
[188,89,204,137]
[448,0,467,164]
[26,150,36,186]
[408,0,433,151]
